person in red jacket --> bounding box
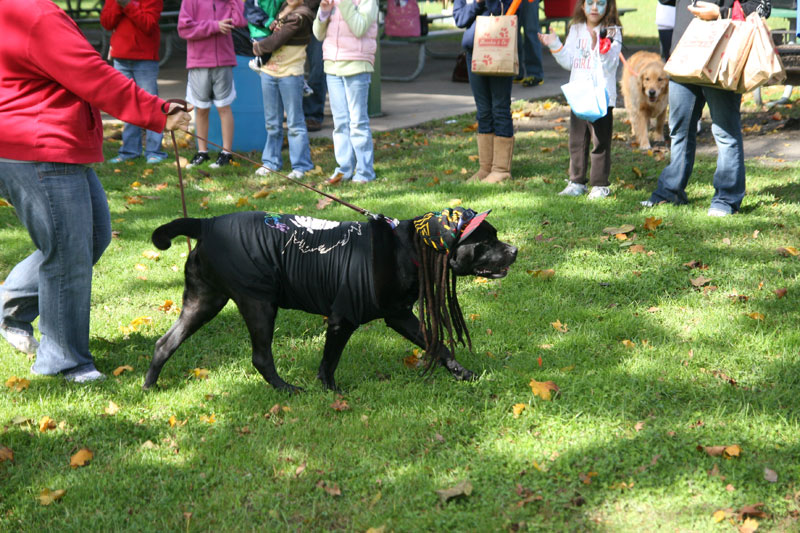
[101,0,168,164]
[0,0,191,382]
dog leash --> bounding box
[160,99,375,238]
[618,52,640,78]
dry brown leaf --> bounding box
[112,365,133,377]
[621,339,636,348]
[0,446,13,462]
[317,480,342,496]
[529,379,559,401]
[142,250,160,261]
[643,217,662,231]
[190,368,209,379]
[738,503,766,520]
[747,312,765,321]
[331,398,350,411]
[764,467,778,483]
[435,480,472,503]
[39,416,56,432]
[104,401,120,415]
[773,288,787,299]
[690,276,712,287]
[776,246,798,257]
[551,320,568,333]
[316,197,333,210]
[740,518,759,533]
[253,187,270,199]
[603,224,635,235]
[629,244,646,254]
[39,488,66,506]
[5,376,30,392]
[529,269,555,279]
[512,403,526,418]
[698,444,741,458]
[70,447,93,468]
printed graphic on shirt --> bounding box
[264,213,363,255]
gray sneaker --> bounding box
[640,200,655,208]
[707,207,730,217]
[62,366,106,383]
[558,182,587,196]
[587,186,611,200]
[0,324,38,354]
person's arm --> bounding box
[453,0,485,30]
[119,0,163,34]
[99,0,124,31]
[549,26,579,72]
[228,0,248,27]
[313,0,332,41]
[253,13,307,54]
[337,0,378,38]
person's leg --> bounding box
[520,0,544,81]
[483,75,515,183]
[0,161,107,376]
[568,111,590,184]
[342,73,374,182]
[113,59,143,160]
[191,106,208,152]
[260,72,284,171]
[303,36,326,125]
[217,106,234,152]
[466,52,495,134]
[326,74,355,179]
[132,60,167,161]
[279,75,314,173]
[588,108,614,187]
[703,86,745,214]
[648,81,704,205]
[658,29,673,61]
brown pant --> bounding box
[568,108,614,187]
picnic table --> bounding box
[540,6,637,36]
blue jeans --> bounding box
[648,81,745,214]
[466,52,514,138]
[260,73,314,172]
[0,161,111,375]
[302,36,326,123]
[326,73,375,182]
[518,0,544,79]
[113,59,166,161]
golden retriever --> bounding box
[621,51,669,150]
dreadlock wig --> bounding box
[411,208,481,371]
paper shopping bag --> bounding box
[471,15,519,77]
[665,17,733,84]
[737,13,786,92]
[716,18,757,90]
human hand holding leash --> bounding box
[164,102,193,132]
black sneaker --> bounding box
[209,151,233,168]
[186,151,210,168]
[521,77,543,87]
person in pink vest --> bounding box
[178,0,247,169]
[313,0,378,184]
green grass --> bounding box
[2,87,800,532]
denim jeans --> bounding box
[648,81,745,214]
[302,36,326,124]
[0,161,111,375]
[466,53,514,138]
[326,73,375,182]
[113,59,166,161]
[260,73,314,172]
[518,0,544,79]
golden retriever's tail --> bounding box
[152,218,203,250]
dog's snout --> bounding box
[648,89,657,97]
[507,244,518,261]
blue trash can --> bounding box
[207,55,266,153]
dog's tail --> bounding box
[152,218,203,250]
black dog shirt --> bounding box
[199,212,378,325]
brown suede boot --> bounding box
[483,135,514,183]
[469,133,494,181]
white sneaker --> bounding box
[0,324,38,355]
[587,186,611,200]
[255,166,273,177]
[640,200,655,208]
[62,366,106,383]
[286,169,305,180]
[707,207,730,217]
[558,182,587,196]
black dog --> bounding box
[143,209,516,392]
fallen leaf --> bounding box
[774,288,787,299]
[158,300,175,312]
[634,421,645,432]
[551,320,568,333]
[316,197,333,210]
[529,379,559,401]
[295,463,306,477]
[463,123,478,132]
[512,403,526,418]
[712,510,727,523]
[740,518,759,533]
[632,167,643,178]
[331,398,350,411]
[112,365,133,377]
[621,339,636,348]
[5,376,30,392]
[690,276,712,287]
[235,197,249,208]
[643,217,662,231]
[776,246,798,257]
[253,187,270,199]
[747,312,765,321]
[435,480,473,504]
[0,446,13,462]
[199,413,216,424]
[317,480,342,496]
[603,224,635,235]
[104,401,120,415]
[39,488,66,506]
[738,503,766,520]
[142,250,160,261]
[629,244,646,254]
[191,368,209,380]
[39,416,56,432]
[698,444,741,458]
[763,468,778,483]
[403,349,422,368]
[529,269,555,279]
[579,471,598,484]
[70,447,93,468]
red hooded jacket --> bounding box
[0,0,167,164]
[100,0,163,61]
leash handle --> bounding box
[162,99,192,252]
